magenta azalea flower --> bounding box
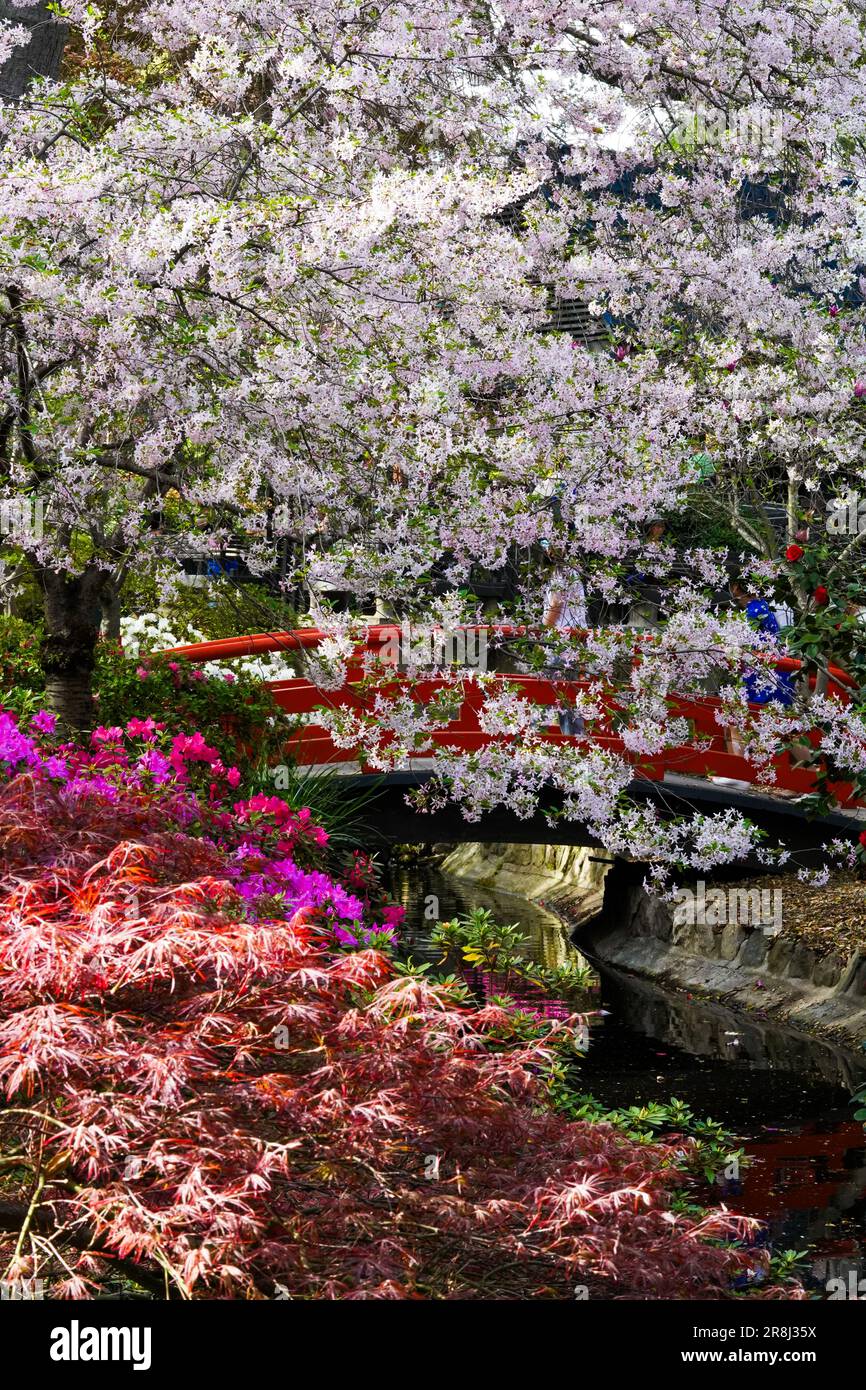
[137,749,173,783]
[92,726,124,745]
[126,717,158,739]
[170,731,221,769]
[0,712,41,770]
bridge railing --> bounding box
[158,625,863,806]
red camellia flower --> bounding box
[785,543,804,562]
[859,830,866,848]
[814,586,830,607]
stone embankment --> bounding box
[442,845,866,1048]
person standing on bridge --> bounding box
[712,575,797,790]
[624,517,669,630]
[731,578,796,708]
[542,542,586,737]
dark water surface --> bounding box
[388,862,866,1294]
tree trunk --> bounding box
[100,579,121,640]
[38,567,103,733]
[0,3,68,102]
[3,11,86,728]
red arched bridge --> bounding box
[161,625,865,853]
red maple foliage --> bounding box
[0,770,801,1300]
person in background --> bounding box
[712,576,796,789]
[542,542,586,736]
[625,518,668,630]
[730,577,794,640]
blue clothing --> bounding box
[207,557,240,578]
[743,600,795,706]
[745,599,776,630]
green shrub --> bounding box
[0,615,46,717]
[93,645,297,776]
[0,616,297,778]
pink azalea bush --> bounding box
[0,710,803,1299]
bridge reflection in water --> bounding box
[727,1119,866,1292]
[578,964,866,1293]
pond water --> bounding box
[387,860,866,1296]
